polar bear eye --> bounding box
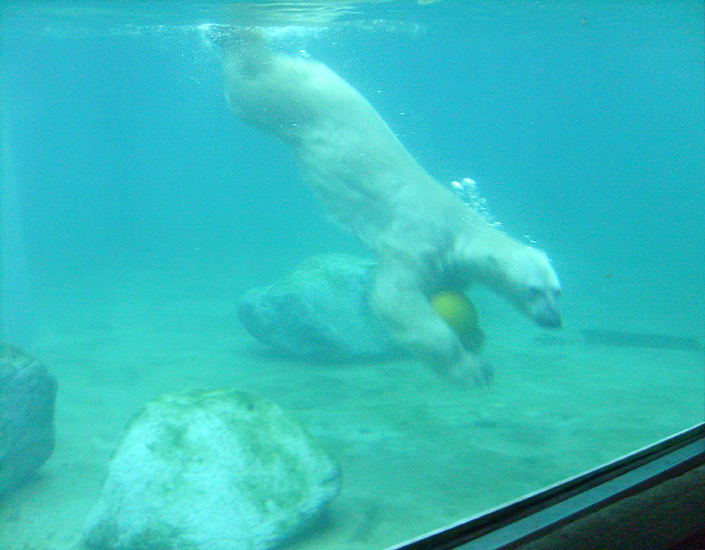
[485,253,499,268]
[528,285,544,297]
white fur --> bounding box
[222,35,561,384]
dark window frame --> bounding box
[390,423,705,550]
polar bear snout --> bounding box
[533,302,562,329]
[527,287,562,329]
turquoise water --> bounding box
[1,2,703,549]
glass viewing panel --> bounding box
[1,2,703,549]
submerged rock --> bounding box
[0,343,57,497]
[83,389,341,550]
[237,253,402,360]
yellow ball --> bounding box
[430,290,485,352]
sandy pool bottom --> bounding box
[1,265,702,550]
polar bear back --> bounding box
[223,47,475,248]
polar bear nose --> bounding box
[535,306,562,329]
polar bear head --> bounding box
[481,243,562,329]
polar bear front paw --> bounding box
[449,354,493,387]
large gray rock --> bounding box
[83,389,341,550]
[237,254,402,360]
[0,343,57,497]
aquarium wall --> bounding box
[1,2,703,549]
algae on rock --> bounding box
[84,389,341,550]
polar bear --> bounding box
[214,28,561,385]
